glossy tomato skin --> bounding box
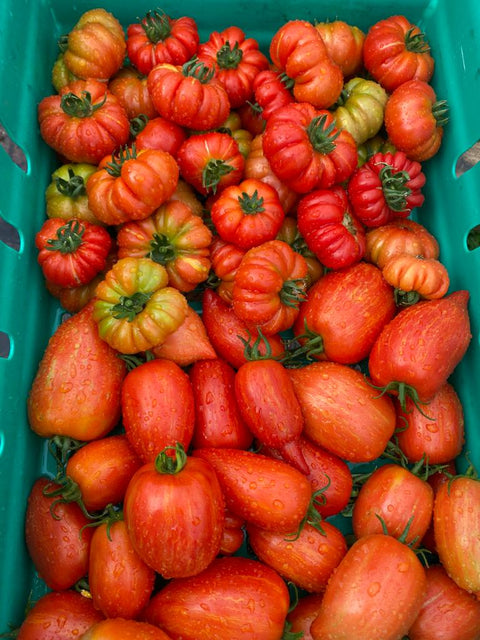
[193,447,312,533]
[65,434,142,512]
[408,564,480,640]
[247,520,347,593]
[121,358,195,463]
[315,19,365,77]
[108,66,158,120]
[24,477,93,591]
[123,450,225,579]
[394,382,465,464]
[142,556,290,640]
[17,590,104,640]
[80,618,173,640]
[189,357,254,450]
[368,290,472,403]
[310,533,427,640]
[201,288,285,369]
[134,115,186,156]
[234,359,308,473]
[289,361,396,463]
[293,261,396,365]
[434,476,480,594]
[88,519,155,619]
[27,301,126,440]
[352,463,434,547]
[286,594,324,640]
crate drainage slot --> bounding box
[0,121,28,172]
[0,331,11,359]
[455,140,480,178]
[0,214,21,251]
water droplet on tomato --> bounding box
[426,422,438,433]
[205,391,214,404]
[397,562,409,573]
[368,582,381,596]
[59,381,73,393]
[272,499,284,510]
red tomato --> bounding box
[368,290,472,404]
[253,69,294,121]
[219,509,246,556]
[394,382,465,464]
[142,556,290,640]
[35,218,112,288]
[88,517,155,619]
[293,261,396,365]
[189,357,254,450]
[296,185,366,270]
[310,534,427,639]
[133,115,187,156]
[81,618,173,639]
[289,361,396,463]
[24,477,93,591]
[121,358,195,463]
[247,520,347,593]
[27,301,126,441]
[108,66,158,120]
[201,288,286,370]
[123,444,225,578]
[352,463,434,547]
[286,594,324,640]
[234,358,308,473]
[434,474,480,594]
[408,564,480,640]
[193,447,312,533]
[17,591,104,640]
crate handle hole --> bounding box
[0,121,28,172]
[467,224,480,252]
[455,140,480,178]
[0,331,12,359]
[0,214,21,251]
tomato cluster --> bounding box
[15,6,480,640]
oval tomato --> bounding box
[27,301,126,441]
[124,443,225,579]
[310,533,426,639]
[289,361,396,463]
[80,618,172,640]
[121,358,195,463]
[17,591,104,640]
[142,556,290,640]
[286,594,324,640]
[189,357,254,450]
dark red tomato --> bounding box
[65,434,142,512]
[296,185,366,270]
[201,288,285,370]
[219,508,246,556]
[289,361,396,463]
[394,381,465,464]
[193,447,312,533]
[286,593,324,640]
[368,290,472,404]
[17,591,104,640]
[134,115,187,156]
[121,358,195,463]
[88,517,155,619]
[260,434,353,518]
[293,261,396,365]
[234,358,308,473]
[81,618,173,640]
[189,357,253,450]
[123,444,225,579]
[352,463,434,547]
[421,462,457,554]
[434,474,480,594]
[247,520,347,593]
[142,556,290,640]
[310,534,427,639]
[408,564,480,640]
[24,477,93,591]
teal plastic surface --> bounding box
[0,0,479,629]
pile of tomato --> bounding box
[12,6,480,640]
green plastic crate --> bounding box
[0,0,479,629]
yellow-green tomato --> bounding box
[45,163,102,225]
[333,77,388,145]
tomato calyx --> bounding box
[45,219,85,253]
[55,167,87,198]
[111,291,152,321]
[216,41,243,69]
[130,113,149,137]
[42,475,100,521]
[279,278,308,309]
[394,288,421,307]
[376,513,421,549]
[238,189,265,214]
[61,90,107,118]
[284,482,331,541]
[404,27,431,54]
[148,232,177,264]
[202,159,234,193]
[377,163,412,212]
[80,502,124,541]
[57,33,69,53]
[278,71,295,92]
[118,349,155,371]
[280,320,325,367]
[141,9,171,43]
[368,379,434,420]
[282,621,304,640]
[182,57,215,83]
[105,145,137,177]
[306,114,341,155]
[154,442,188,475]
[432,99,449,127]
